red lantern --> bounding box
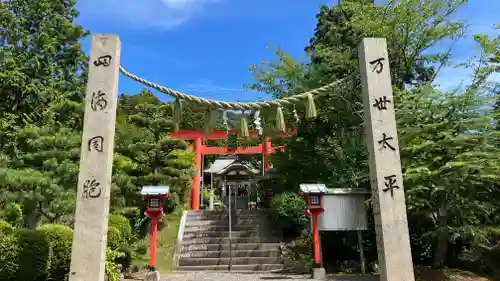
[141,186,170,270]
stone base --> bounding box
[311,267,326,279]
[144,271,160,281]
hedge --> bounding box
[0,231,19,281]
[109,214,132,242]
[107,226,122,249]
[37,224,73,281]
[0,220,14,235]
[16,228,51,281]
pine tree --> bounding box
[0,0,88,227]
[113,90,195,211]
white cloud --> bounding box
[77,0,221,29]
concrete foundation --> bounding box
[311,267,326,279]
[144,271,160,281]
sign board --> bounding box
[318,194,367,231]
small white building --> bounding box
[203,157,260,209]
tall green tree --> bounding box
[247,0,467,192]
[113,90,195,211]
[0,0,88,227]
[0,0,88,124]
[398,83,500,268]
[246,0,500,270]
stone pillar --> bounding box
[357,38,415,281]
[69,34,121,281]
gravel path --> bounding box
[162,272,379,281]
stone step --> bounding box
[183,231,257,239]
[178,256,282,266]
[175,264,283,272]
[183,231,280,239]
[183,224,260,232]
[186,217,264,222]
[186,212,265,218]
[181,243,280,252]
[184,219,264,226]
[182,237,280,245]
[180,249,281,258]
[187,210,268,215]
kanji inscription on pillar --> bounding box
[69,35,121,281]
[358,38,415,281]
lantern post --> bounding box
[141,186,170,270]
[299,183,328,279]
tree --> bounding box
[398,83,500,268]
[0,0,88,125]
[247,0,468,193]
[113,90,195,211]
[246,0,500,270]
[0,0,88,227]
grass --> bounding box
[132,208,184,274]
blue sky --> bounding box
[75,0,498,103]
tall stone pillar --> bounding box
[69,34,121,281]
[358,38,415,281]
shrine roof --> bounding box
[204,157,259,175]
[299,183,328,194]
[204,158,237,173]
[141,186,170,195]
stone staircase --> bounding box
[176,209,283,272]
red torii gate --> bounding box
[170,129,295,210]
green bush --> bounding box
[16,228,51,281]
[107,226,123,249]
[105,248,119,281]
[37,224,73,281]
[116,243,133,270]
[116,207,140,221]
[269,192,309,238]
[163,192,180,213]
[135,240,148,255]
[201,190,222,208]
[109,214,132,242]
[0,202,23,227]
[0,231,19,281]
[0,220,14,235]
[283,235,314,273]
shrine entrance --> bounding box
[215,158,257,209]
[170,129,294,211]
[71,35,416,281]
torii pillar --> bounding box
[192,137,202,211]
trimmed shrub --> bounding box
[116,207,140,221]
[269,192,309,238]
[0,202,23,227]
[16,228,51,281]
[0,220,14,235]
[107,226,123,249]
[109,214,132,242]
[0,231,19,281]
[37,224,73,281]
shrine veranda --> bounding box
[68,34,415,281]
